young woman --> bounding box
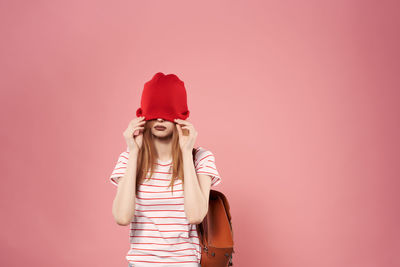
[109,73,222,267]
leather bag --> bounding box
[192,149,235,266]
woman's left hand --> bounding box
[174,118,198,153]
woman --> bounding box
[109,72,222,267]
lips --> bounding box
[155,126,166,130]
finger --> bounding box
[174,118,192,126]
[181,126,193,135]
[133,126,145,131]
[180,124,194,128]
[132,117,146,124]
[130,119,146,128]
[132,126,144,135]
[131,116,146,124]
[132,127,144,135]
[175,123,183,137]
[181,125,194,132]
[135,120,147,126]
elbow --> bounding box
[188,210,207,225]
[186,201,208,224]
[116,218,131,226]
[188,217,203,225]
[114,215,132,226]
[112,200,135,226]
[112,208,133,226]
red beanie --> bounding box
[136,72,190,122]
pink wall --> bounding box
[1,0,399,266]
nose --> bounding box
[157,118,164,122]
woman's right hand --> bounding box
[123,116,146,153]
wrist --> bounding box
[182,149,193,157]
[129,149,139,158]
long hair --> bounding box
[135,119,188,195]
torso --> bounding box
[126,157,201,266]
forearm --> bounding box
[182,150,207,224]
[112,151,138,225]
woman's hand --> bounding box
[174,118,198,153]
[123,116,146,153]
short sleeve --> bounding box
[109,151,129,186]
[194,147,221,187]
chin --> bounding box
[152,130,172,137]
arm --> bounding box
[112,150,139,226]
[182,149,212,224]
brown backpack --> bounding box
[192,149,235,266]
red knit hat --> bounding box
[136,72,190,122]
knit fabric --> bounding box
[110,147,221,266]
[136,72,190,123]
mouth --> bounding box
[154,126,166,131]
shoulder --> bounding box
[194,146,215,164]
[193,146,222,187]
[109,150,131,186]
[118,151,130,161]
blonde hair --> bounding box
[135,119,190,194]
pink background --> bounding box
[1,0,399,266]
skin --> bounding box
[112,117,212,225]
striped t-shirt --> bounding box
[109,146,221,267]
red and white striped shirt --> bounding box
[110,146,221,267]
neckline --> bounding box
[155,147,202,164]
[157,158,173,164]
